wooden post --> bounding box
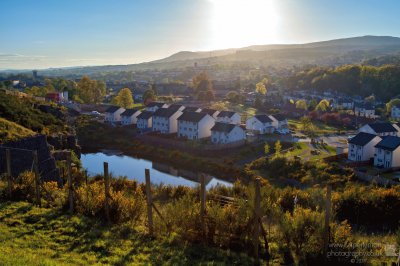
[6,149,12,199]
[32,151,41,207]
[253,178,261,263]
[324,184,332,257]
[104,162,111,224]
[67,152,74,214]
[200,174,206,241]
[145,169,153,235]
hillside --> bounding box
[10,35,400,77]
[0,91,69,135]
[0,117,35,143]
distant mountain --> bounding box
[155,35,400,63]
[3,35,400,77]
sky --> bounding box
[1,0,400,69]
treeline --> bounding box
[285,64,400,101]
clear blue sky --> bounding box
[1,0,399,69]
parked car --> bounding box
[91,111,101,116]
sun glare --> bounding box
[208,0,279,49]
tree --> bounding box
[192,72,214,101]
[226,91,241,103]
[25,86,48,96]
[77,76,106,104]
[4,80,12,89]
[308,99,317,111]
[300,116,313,132]
[315,99,330,112]
[386,98,400,114]
[254,97,263,109]
[205,89,215,102]
[143,89,157,105]
[264,143,270,155]
[274,140,282,157]
[255,78,268,95]
[114,88,134,108]
[296,99,308,110]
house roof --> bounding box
[201,108,218,116]
[349,132,378,146]
[121,109,139,117]
[375,136,400,151]
[169,104,184,110]
[211,122,237,133]
[147,102,165,108]
[253,114,273,123]
[270,114,286,122]
[217,110,237,118]
[153,105,181,118]
[177,111,208,123]
[366,123,397,133]
[183,106,200,112]
[105,106,122,113]
[137,111,153,120]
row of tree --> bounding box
[285,64,400,101]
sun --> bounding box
[208,0,279,49]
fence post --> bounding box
[104,162,111,224]
[6,149,12,199]
[145,169,153,235]
[67,152,74,214]
[200,174,206,241]
[32,150,41,207]
[253,178,261,263]
[324,184,332,258]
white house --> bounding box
[177,112,215,140]
[200,108,220,119]
[354,103,375,118]
[391,105,400,120]
[246,115,274,134]
[104,106,125,123]
[152,105,183,133]
[358,123,398,137]
[136,111,153,130]
[211,122,246,144]
[374,136,400,168]
[216,111,241,124]
[269,114,289,133]
[348,132,381,161]
[121,109,141,125]
[146,102,169,112]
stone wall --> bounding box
[0,135,62,184]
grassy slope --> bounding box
[0,117,36,143]
[0,201,254,265]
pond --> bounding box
[81,152,232,189]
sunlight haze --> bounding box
[1,0,400,69]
